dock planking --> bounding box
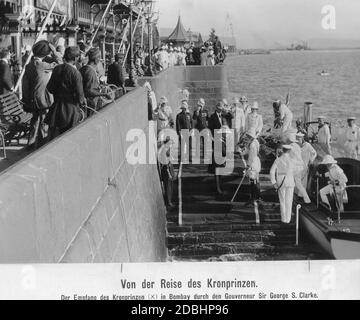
[167,155,330,262]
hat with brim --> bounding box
[240,96,248,103]
[180,102,188,110]
[160,96,168,104]
[282,145,293,150]
[233,97,240,104]
[348,117,356,121]
[216,102,223,111]
[32,40,51,58]
[251,102,259,110]
[318,116,326,120]
[296,132,305,138]
[197,98,205,107]
[321,155,337,165]
[87,48,101,60]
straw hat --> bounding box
[321,155,337,165]
[282,145,293,150]
[348,116,356,121]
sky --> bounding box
[155,0,360,48]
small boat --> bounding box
[297,157,360,259]
[319,71,330,76]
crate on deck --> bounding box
[0,92,32,158]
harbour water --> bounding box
[225,49,360,125]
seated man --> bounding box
[319,155,348,211]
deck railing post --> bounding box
[296,204,301,246]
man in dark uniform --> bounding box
[22,40,62,149]
[45,46,86,138]
[0,48,13,95]
[80,48,112,116]
[208,101,225,136]
[107,53,126,96]
[176,100,192,162]
[192,98,209,131]
[208,101,228,194]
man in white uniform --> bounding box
[279,102,293,133]
[317,116,332,155]
[232,97,246,148]
[270,145,295,224]
[344,116,360,159]
[240,96,251,117]
[289,133,311,204]
[243,129,262,204]
[319,155,348,211]
[168,47,177,67]
[297,132,317,191]
[245,102,263,138]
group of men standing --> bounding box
[153,90,354,224]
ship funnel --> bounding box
[303,102,313,124]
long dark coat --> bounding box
[45,63,85,131]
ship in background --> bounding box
[287,41,311,51]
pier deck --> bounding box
[167,157,330,261]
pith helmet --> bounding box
[197,98,205,107]
[251,101,259,110]
[321,155,337,165]
[240,96,248,103]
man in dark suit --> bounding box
[176,101,192,162]
[22,40,62,149]
[0,48,13,95]
[208,101,229,194]
[208,101,225,136]
[107,53,126,96]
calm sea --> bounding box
[225,49,360,126]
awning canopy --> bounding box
[167,16,188,43]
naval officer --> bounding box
[319,155,348,211]
[289,132,311,204]
[243,129,262,205]
[270,145,295,224]
[344,116,360,160]
[297,132,317,191]
[277,101,293,133]
[245,102,263,138]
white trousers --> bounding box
[282,115,293,132]
[278,187,294,223]
[344,141,358,160]
[294,174,311,203]
[320,184,341,207]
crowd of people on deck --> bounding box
[151,87,358,224]
[135,38,227,74]
[0,36,227,150]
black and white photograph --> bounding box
[0,0,359,302]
